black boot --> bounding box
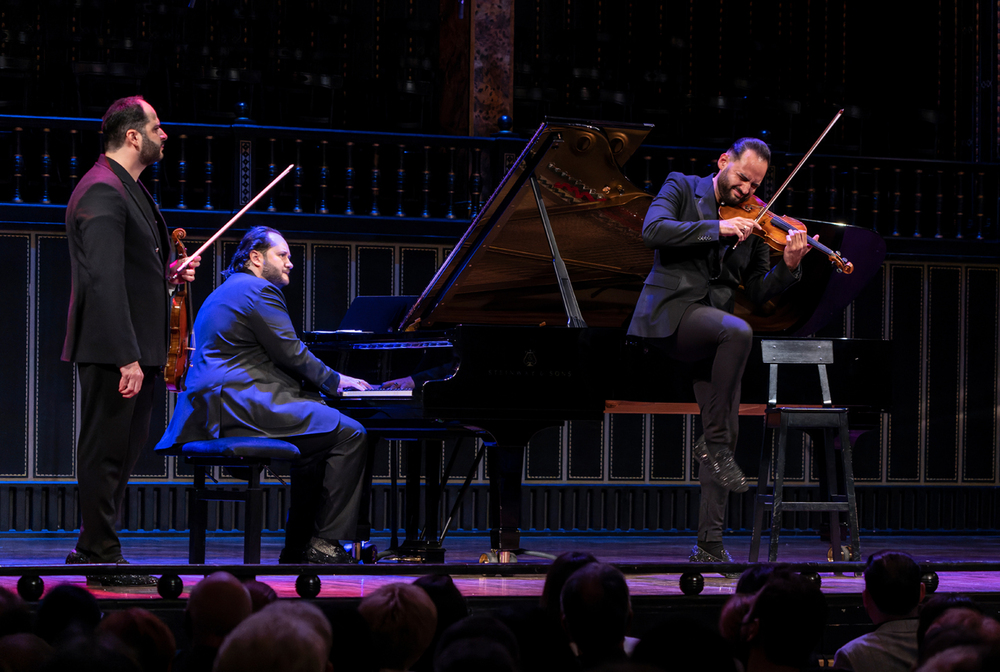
[694,436,748,493]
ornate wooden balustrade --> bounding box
[0,115,527,243]
[2,115,999,247]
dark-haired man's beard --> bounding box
[261,259,289,288]
[138,133,163,166]
[717,166,750,206]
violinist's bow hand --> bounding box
[168,255,201,284]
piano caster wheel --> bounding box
[828,544,853,563]
[347,541,378,564]
[479,550,518,564]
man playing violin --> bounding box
[156,226,373,564]
[62,96,200,585]
[627,137,813,570]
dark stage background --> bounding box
[0,0,998,538]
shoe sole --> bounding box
[689,548,741,579]
[305,548,355,565]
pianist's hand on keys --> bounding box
[379,376,415,391]
[337,375,373,393]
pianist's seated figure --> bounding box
[156,226,373,564]
[627,138,813,568]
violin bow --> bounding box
[754,109,843,222]
[170,163,295,279]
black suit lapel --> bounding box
[103,157,168,263]
[694,175,724,278]
[136,180,170,263]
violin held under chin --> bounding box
[720,195,854,274]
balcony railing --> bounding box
[2,115,999,247]
[0,115,529,241]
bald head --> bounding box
[187,572,252,646]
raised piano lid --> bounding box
[400,118,887,337]
[400,118,656,331]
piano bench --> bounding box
[177,437,300,564]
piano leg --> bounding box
[404,441,423,545]
[481,421,565,562]
[486,442,524,555]
[424,440,442,543]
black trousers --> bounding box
[75,363,158,561]
[281,414,369,551]
[645,303,753,544]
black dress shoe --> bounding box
[693,436,749,493]
[65,550,157,587]
[688,544,741,579]
[305,538,357,564]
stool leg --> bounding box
[769,414,789,562]
[353,434,377,543]
[245,467,263,564]
[750,416,774,562]
[190,466,208,564]
[839,417,861,561]
[822,429,843,561]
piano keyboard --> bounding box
[340,389,414,399]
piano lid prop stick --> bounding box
[170,163,295,279]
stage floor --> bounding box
[2,533,999,601]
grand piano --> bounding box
[304,118,890,562]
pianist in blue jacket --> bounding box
[155,226,372,564]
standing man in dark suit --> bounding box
[63,96,200,584]
[628,138,813,568]
[156,226,372,564]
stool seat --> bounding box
[181,437,300,460]
[179,436,299,564]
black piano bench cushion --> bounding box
[179,437,300,460]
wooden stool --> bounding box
[749,340,861,563]
[178,437,300,564]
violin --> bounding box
[165,228,194,391]
[720,195,854,274]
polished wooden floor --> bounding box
[2,533,999,601]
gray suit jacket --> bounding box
[832,618,919,672]
[62,156,172,367]
[155,271,343,451]
[627,172,800,339]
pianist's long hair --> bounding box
[223,225,281,280]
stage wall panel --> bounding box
[1,228,998,533]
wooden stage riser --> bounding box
[2,482,999,534]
